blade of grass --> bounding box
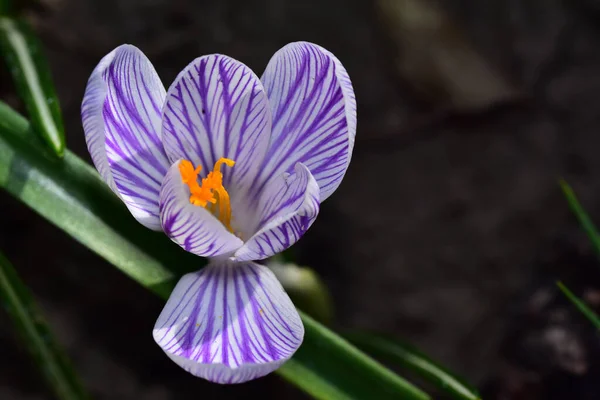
[0,100,430,400]
[558,180,600,330]
[346,332,481,400]
[0,15,66,156]
[559,179,600,256]
[297,314,430,400]
[0,250,89,399]
[557,281,600,330]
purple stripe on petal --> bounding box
[159,161,243,258]
[82,58,117,193]
[234,163,320,262]
[161,54,272,197]
[81,44,170,230]
[153,260,304,384]
[259,42,357,202]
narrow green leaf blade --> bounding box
[0,101,430,400]
[557,281,600,330]
[346,332,481,400]
[559,179,600,256]
[295,315,430,400]
[0,250,89,399]
[0,16,66,157]
[558,181,600,329]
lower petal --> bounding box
[234,163,320,262]
[160,161,243,258]
[153,261,304,384]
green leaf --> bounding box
[0,101,430,400]
[294,314,430,400]
[0,16,66,157]
[346,332,481,400]
[558,181,600,330]
[557,281,600,330]
[559,179,600,257]
[0,250,89,399]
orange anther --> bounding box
[179,158,235,231]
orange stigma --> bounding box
[178,158,236,231]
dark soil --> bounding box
[1,0,600,399]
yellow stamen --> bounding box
[178,158,236,231]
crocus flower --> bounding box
[81,42,356,384]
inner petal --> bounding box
[233,163,320,262]
[179,158,236,233]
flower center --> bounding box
[179,158,235,232]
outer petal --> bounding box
[234,163,320,262]
[153,260,304,384]
[259,41,357,201]
[160,161,243,258]
[161,54,271,195]
[81,44,170,230]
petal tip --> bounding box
[159,352,296,384]
[82,42,168,230]
[261,40,356,202]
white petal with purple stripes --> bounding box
[234,163,320,262]
[153,260,303,384]
[161,54,271,195]
[82,44,170,230]
[159,161,243,258]
[81,53,118,193]
[259,42,357,201]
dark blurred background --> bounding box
[2,0,600,398]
